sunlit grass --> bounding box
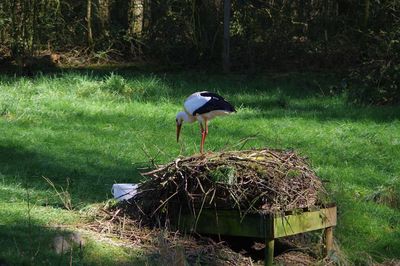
[0,69,399,264]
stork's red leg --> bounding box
[199,121,205,154]
[201,119,208,153]
[203,119,208,143]
[200,131,205,154]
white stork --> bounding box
[176,91,236,153]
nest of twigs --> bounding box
[130,148,328,223]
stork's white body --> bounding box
[183,92,210,115]
[176,91,235,153]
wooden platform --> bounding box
[172,205,337,266]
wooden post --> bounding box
[222,0,231,73]
[265,238,274,266]
[325,227,333,255]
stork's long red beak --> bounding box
[176,124,182,142]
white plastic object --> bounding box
[111,183,138,202]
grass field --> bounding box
[0,68,399,265]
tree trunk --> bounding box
[98,0,110,37]
[86,0,93,50]
[31,0,38,55]
[11,0,20,57]
[222,0,230,73]
[363,0,370,29]
[143,0,151,31]
[130,0,144,36]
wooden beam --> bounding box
[173,206,336,239]
[273,206,337,238]
[176,209,268,238]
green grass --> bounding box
[0,68,399,264]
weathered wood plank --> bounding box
[273,206,337,238]
[176,209,269,238]
[173,206,336,239]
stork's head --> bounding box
[176,111,196,142]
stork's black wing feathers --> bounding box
[199,92,225,99]
[194,92,235,115]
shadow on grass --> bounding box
[0,221,147,266]
[0,223,78,265]
[0,144,148,205]
[238,99,400,123]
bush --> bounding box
[347,24,400,105]
[348,60,400,105]
[99,73,168,101]
[100,73,129,95]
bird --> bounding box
[176,91,236,153]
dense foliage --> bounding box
[0,0,399,103]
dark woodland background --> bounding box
[1,0,399,104]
